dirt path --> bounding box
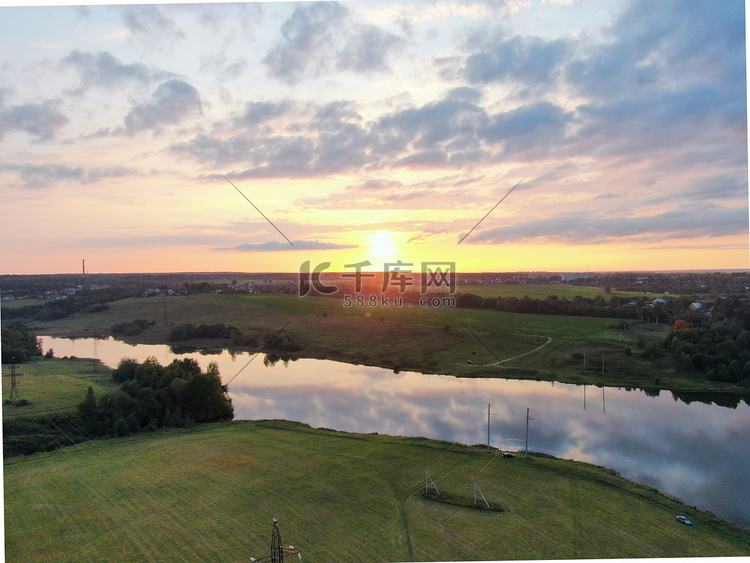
[482,336,552,367]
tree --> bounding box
[112,357,139,383]
[1,327,42,363]
[78,386,97,426]
[673,319,690,331]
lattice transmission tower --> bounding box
[250,519,301,562]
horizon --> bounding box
[3,267,750,278]
[1,0,748,275]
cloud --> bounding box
[174,86,573,179]
[1,163,143,189]
[124,79,203,135]
[122,5,186,51]
[262,2,349,85]
[294,173,485,212]
[466,203,749,246]
[79,234,231,249]
[336,24,406,73]
[216,240,359,252]
[263,1,406,84]
[236,99,296,128]
[0,100,69,142]
[462,33,569,89]
[565,0,744,102]
[478,101,570,155]
[61,50,170,94]
[199,54,247,81]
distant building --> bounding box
[561,273,591,283]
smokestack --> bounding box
[82,259,85,278]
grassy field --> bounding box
[1,298,48,309]
[26,293,748,395]
[1,358,114,421]
[454,283,663,299]
[4,420,749,562]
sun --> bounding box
[367,230,397,260]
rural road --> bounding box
[482,335,552,367]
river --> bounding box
[39,335,750,529]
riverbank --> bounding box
[24,294,750,397]
[5,419,749,561]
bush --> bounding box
[114,417,129,437]
[168,323,239,342]
[111,319,155,336]
[79,357,233,438]
[111,322,143,336]
[642,344,663,359]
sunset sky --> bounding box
[1,0,747,275]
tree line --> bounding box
[664,298,750,385]
[453,292,643,319]
[1,326,42,363]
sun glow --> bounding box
[367,230,398,260]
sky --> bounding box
[0,0,747,275]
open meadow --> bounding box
[27,292,746,395]
[2,358,114,421]
[453,284,662,300]
[5,420,749,562]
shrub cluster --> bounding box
[3,414,93,457]
[168,322,239,342]
[111,318,155,336]
[79,357,233,437]
[1,327,42,363]
[263,331,302,352]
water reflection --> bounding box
[39,336,750,528]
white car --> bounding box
[676,516,693,525]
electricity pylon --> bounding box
[250,519,301,562]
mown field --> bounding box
[5,420,749,562]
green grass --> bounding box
[217,293,615,339]
[4,420,749,562]
[2,358,114,420]
[1,298,48,309]
[453,283,662,299]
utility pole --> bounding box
[487,403,491,452]
[8,361,19,402]
[524,408,534,459]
